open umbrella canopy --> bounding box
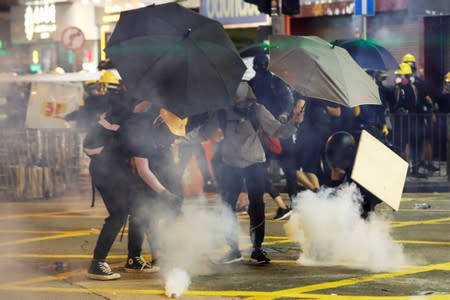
[105,3,246,117]
[269,35,381,107]
[332,38,398,71]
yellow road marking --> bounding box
[244,262,450,299]
[0,230,93,247]
[397,240,450,246]
[0,262,447,299]
[1,283,449,299]
[0,209,93,220]
[0,262,124,287]
[0,254,125,259]
[391,217,450,228]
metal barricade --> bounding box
[388,112,448,180]
[0,128,88,200]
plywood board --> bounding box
[351,130,408,211]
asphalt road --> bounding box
[0,191,449,300]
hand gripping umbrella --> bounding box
[105,3,246,118]
[269,35,381,107]
[332,38,399,71]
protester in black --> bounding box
[249,54,296,216]
[295,97,340,191]
[83,72,158,281]
[392,63,425,177]
[119,105,185,266]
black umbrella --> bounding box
[239,42,269,58]
[332,39,398,71]
[105,3,246,118]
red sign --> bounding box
[61,26,85,50]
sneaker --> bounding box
[124,256,159,273]
[87,259,120,280]
[221,249,243,264]
[273,207,292,220]
[250,248,271,265]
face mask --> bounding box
[395,77,402,85]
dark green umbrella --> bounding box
[269,35,381,107]
[105,3,246,118]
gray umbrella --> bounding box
[269,35,381,107]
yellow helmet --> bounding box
[402,53,416,63]
[99,70,120,85]
[395,63,413,75]
[445,72,450,83]
[158,108,188,137]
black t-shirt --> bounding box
[119,108,174,159]
[119,108,182,196]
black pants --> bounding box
[90,154,143,260]
[129,150,183,256]
[222,163,266,250]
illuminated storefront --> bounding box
[10,0,100,73]
[200,0,270,50]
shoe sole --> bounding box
[249,258,271,265]
[222,256,244,264]
[273,210,293,221]
[124,266,160,273]
[87,273,121,280]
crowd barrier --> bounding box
[388,112,449,179]
[0,114,448,200]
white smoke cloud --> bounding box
[285,183,413,272]
[153,198,243,298]
[164,268,190,298]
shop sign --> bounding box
[200,0,269,28]
[299,1,355,17]
[24,0,57,41]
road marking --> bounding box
[391,217,450,228]
[243,262,450,299]
[0,262,448,299]
[1,283,449,299]
[0,209,93,220]
[0,230,93,247]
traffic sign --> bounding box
[354,0,375,16]
[61,26,85,50]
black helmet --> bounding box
[324,131,356,171]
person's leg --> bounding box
[87,159,127,280]
[245,163,270,264]
[279,138,298,200]
[126,189,160,272]
[220,164,244,263]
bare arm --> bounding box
[134,157,166,193]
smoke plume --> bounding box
[152,198,242,298]
[285,183,412,272]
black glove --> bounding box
[159,190,182,215]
